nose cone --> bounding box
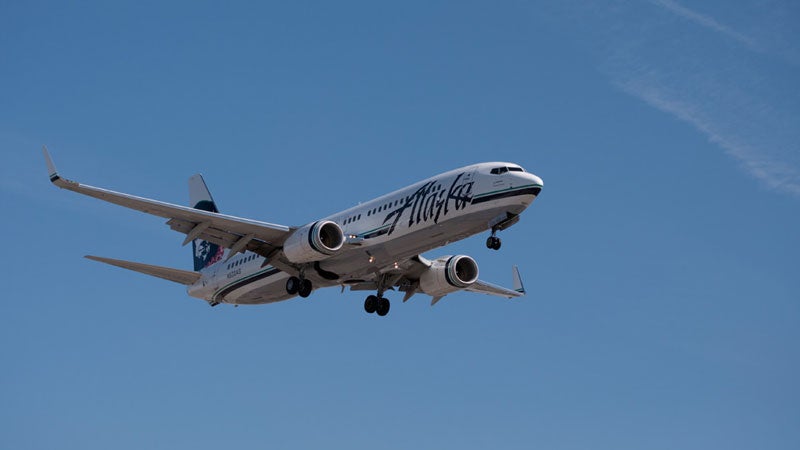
[500,171,543,210]
[527,173,543,198]
[514,172,543,193]
[528,173,543,188]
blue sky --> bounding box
[2,1,798,449]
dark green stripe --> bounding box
[473,184,542,199]
[213,266,280,300]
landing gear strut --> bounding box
[487,213,519,250]
[286,276,313,298]
[364,294,390,316]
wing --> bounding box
[351,256,526,304]
[465,266,526,298]
[44,148,294,258]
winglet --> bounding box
[512,265,526,294]
[42,146,59,182]
[42,147,75,189]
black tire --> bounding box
[376,297,391,316]
[286,276,300,295]
[493,238,502,250]
[298,279,313,298]
[364,295,377,314]
[486,237,495,249]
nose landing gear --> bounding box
[486,224,502,250]
[486,212,520,250]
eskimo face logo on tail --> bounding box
[383,172,474,235]
[193,239,224,271]
[191,199,224,271]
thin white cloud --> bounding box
[617,77,800,196]
[579,1,800,197]
[650,0,759,50]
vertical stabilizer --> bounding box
[189,174,225,271]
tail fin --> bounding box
[189,174,225,271]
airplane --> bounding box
[43,148,543,316]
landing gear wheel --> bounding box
[364,295,378,314]
[298,279,313,298]
[486,236,502,250]
[286,276,301,295]
[375,297,391,316]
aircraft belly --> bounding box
[218,269,293,305]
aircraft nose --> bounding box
[508,171,543,200]
[528,173,543,188]
[528,173,543,197]
[517,172,543,193]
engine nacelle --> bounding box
[283,220,345,264]
[419,255,479,297]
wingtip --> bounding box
[512,265,526,295]
[42,146,60,183]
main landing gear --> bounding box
[364,294,390,316]
[286,276,313,298]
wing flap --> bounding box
[466,279,524,298]
[167,218,280,257]
[85,255,201,285]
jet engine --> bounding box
[419,255,479,297]
[283,220,345,264]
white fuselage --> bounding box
[188,162,543,305]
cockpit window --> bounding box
[491,165,526,174]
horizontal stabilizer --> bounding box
[85,255,201,285]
